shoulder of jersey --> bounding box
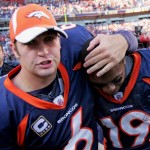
[60,23,92,38]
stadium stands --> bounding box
[0,0,150,65]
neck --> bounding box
[12,69,57,92]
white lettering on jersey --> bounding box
[110,105,133,112]
[64,107,94,150]
[57,103,78,124]
[31,116,52,137]
[100,110,150,148]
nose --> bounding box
[38,43,49,57]
[102,83,116,95]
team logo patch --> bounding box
[53,95,64,106]
[31,116,52,137]
[27,11,50,19]
[113,92,123,100]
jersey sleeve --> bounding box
[60,24,93,75]
[114,30,138,52]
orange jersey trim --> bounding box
[73,62,82,71]
[4,63,69,109]
[98,52,141,104]
[17,114,29,147]
[142,78,150,85]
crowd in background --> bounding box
[0,0,149,18]
[86,19,150,35]
[0,0,150,67]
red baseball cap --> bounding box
[9,4,68,43]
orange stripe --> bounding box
[58,63,70,107]
[17,114,29,147]
[142,78,150,84]
[73,62,82,71]
[4,63,69,109]
[99,52,141,104]
[103,138,107,150]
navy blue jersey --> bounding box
[0,24,98,150]
[95,50,150,150]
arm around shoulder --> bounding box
[114,30,138,52]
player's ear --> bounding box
[10,42,20,59]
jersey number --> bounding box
[64,107,94,150]
[101,110,150,148]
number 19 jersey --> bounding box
[96,50,150,150]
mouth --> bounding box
[40,60,51,65]
[38,60,52,68]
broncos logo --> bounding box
[27,11,50,19]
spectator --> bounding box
[0,43,13,76]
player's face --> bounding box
[88,59,126,96]
[12,31,61,78]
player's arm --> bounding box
[83,30,138,77]
[115,30,138,52]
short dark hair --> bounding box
[80,38,94,69]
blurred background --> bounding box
[0,0,150,67]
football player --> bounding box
[81,38,150,150]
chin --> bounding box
[36,70,56,77]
